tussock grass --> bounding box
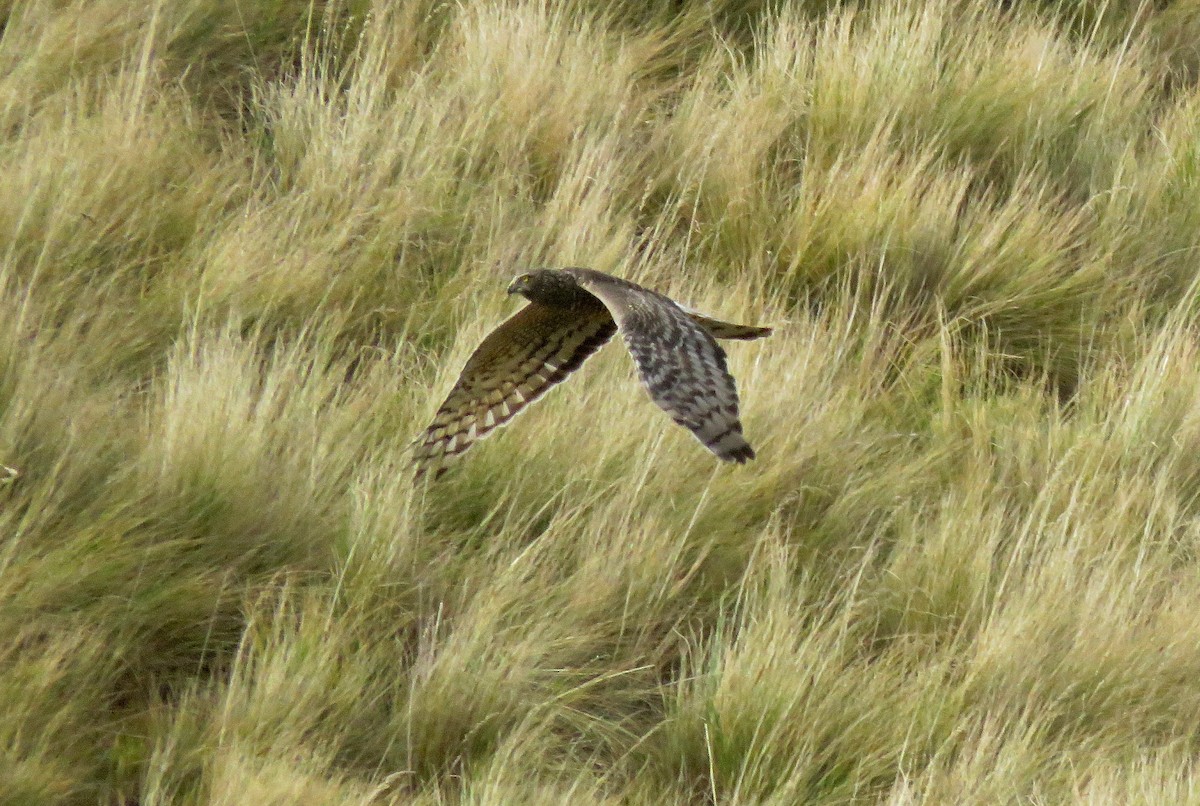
[5,0,1200,802]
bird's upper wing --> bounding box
[564,269,757,463]
[413,299,616,479]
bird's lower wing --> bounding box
[413,301,616,479]
[568,273,756,463]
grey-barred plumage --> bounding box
[413,268,770,479]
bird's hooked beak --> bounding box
[507,274,531,296]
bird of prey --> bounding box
[413,268,770,478]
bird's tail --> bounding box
[684,311,772,341]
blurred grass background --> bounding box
[5,0,1200,802]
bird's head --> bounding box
[506,272,536,297]
[506,269,587,306]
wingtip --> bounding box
[411,438,452,482]
[412,461,449,483]
[715,439,755,464]
[729,444,756,463]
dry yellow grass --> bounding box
[4,0,1200,802]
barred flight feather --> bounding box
[413,303,616,479]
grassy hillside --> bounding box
[5,0,1200,802]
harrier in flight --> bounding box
[413,268,770,478]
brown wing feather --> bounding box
[565,269,759,463]
[413,300,616,479]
